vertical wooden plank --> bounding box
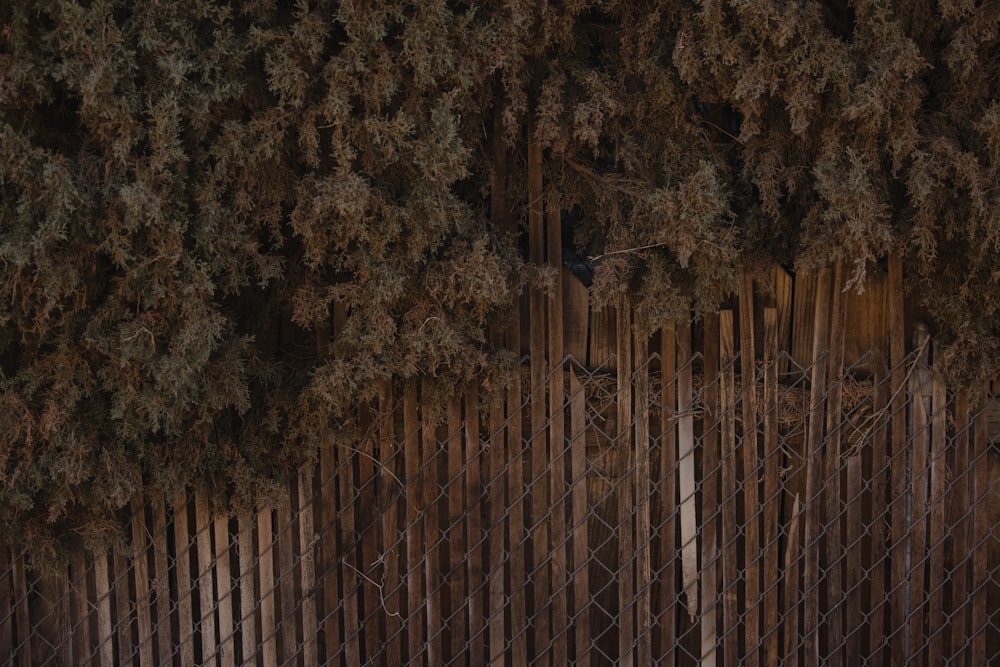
[655,320,677,664]
[527,128,550,667]
[130,495,155,667]
[149,494,171,667]
[823,261,847,664]
[616,296,635,666]
[337,442,360,666]
[447,396,467,662]
[379,382,403,666]
[357,405,379,663]
[719,310,740,666]
[464,386,485,667]
[908,324,931,661]
[319,433,340,665]
[633,327,652,667]
[487,383,506,667]
[237,515,257,667]
[297,465,317,667]
[70,552,92,666]
[404,381,424,665]
[547,190,569,667]
[94,551,115,667]
[761,308,781,666]
[562,271,590,364]
[739,271,760,667]
[782,495,803,667]
[970,399,989,666]
[11,552,29,667]
[770,265,794,374]
[948,389,971,664]
[887,255,908,666]
[195,493,218,667]
[927,373,947,666]
[698,314,718,667]
[214,512,236,667]
[803,267,831,667]
[868,358,889,662]
[507,328,528,667]
[113,544,133,667]
[174,496,196,667]
[275,492,297,664]
[256,507,277,667]
[421,383,443,666]
[0,545,11,667]
[569,369,590,667]
[589,307,616,369]
[790,268,818,373]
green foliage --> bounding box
[2,0,999,552]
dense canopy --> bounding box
[2,0,999,552]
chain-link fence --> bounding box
[3,326,999,666]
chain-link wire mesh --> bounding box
[2,340,999,666]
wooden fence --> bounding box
[3,140,1000,665]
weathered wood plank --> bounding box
[357,404,379,663]
[867,357,889,662]
[655,320,677,664]
[319,430,340,665]
[94,550,115,667]
[487,383,506,667]
[782,494,802,667]
[403,381,424,665]
[790,268,818,374]
[256,507,277,667]
[464,386,485,667]
[547,190,569,667]
[634,326,652,667]
[887,255,908,667]
[698,313,717,666]
[616,297,635,666]
[236,514,257,667]
[275,491,297,665]
[948,389,970,664]
[130,495,155,667]
[195,493,218,667]
[927,373,947,665]
[719,310,739,667]
[296,465,317,667]
[173,496,195,667]
[447,395,467,662]
[739,271,760,667]
[770,265,794,374]
[569,368,590,667]
[214,512,236,667]
[421,383,443,666]
[823,261,847,664]
[970,398,989,666]
[69,552,92,666]
[149,493,171,666]
[379,381,403,666]
[761,308,781,666]
[908,323,931,661]
[562,270,590,365]
[803,266,831,667]
[113,544,132,667]
[506,326,528,666]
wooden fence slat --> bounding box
[12,552,29,667]
[358,404,379,662]
[547,190,569,667]
[845,448,864,664]
[404,381,424,665]
[173,497,195,667]
[195,493,218,667]
[569,369,590,667]
[256,507,277,667]
[149,494,171,666]
[214,512,235,667]
[634,327,652,667]
[887,254,908,666]
[948,389,970,663]
[698,313,718,667]
[421,383,443,666]
[70,552,92,666]
[319,431,340,665]
[380,381,403,666]
[970,398,989,666]
[0,545,10,667]
[94,550,115,667]
[761,308,781,666]
[739,272,760,667]
[719,310,739,667]
[655,320,677,664]
[447,395,467,662]
[616,297,635,666]
[487,384,506,667]
[464,386,485,667]
[130,495,155,667]
[908,324,931,660]
[336,440,360,666]
[867,358,889,662]
[113,543,133,667]
[275,491,297,664]
[927,373,947,665]
[236,515,257,666]
[803,267,831,667]
[782,495,802,667]
[823,261,847,664]
[507,339,528,667]
[297,465,317,667]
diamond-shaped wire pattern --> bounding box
[2,341,999,665]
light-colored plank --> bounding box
[569,369,590,667]
[927,373,947,665]
[214,510,235,667]
[194,494,218,667]
[739,271,760,667]
[173,497,195,667]
[113,544,133,667]
[908,323,931,660]
[336,441,360,666]
[803,267,831,667]
[970,400,990,666]
[94,551,114,667]
[719,310,739,667]
[275,491,297,664]
[616,296,635,666]
[130,495,155,667]
[319,430,340,664]
[149,494,171,666]
[790,268,818,374]
[70,552,92,666]
[507,338,528,666]
[236,515,257,666]
[782,495,802,667]
[761,308,781,665]
[655,321,677,664]
[633,325,652,667]
[948,390,971,664]
[867,359,890,663]
[256,507,277,667]
[698,313,718,667]
[421,383,442,666]
[769,265,793,374]
[464,386,485,667]
[297,465,317,667]
[562,270,590,365]
[357,404,379,662]
[887,255,909,665]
